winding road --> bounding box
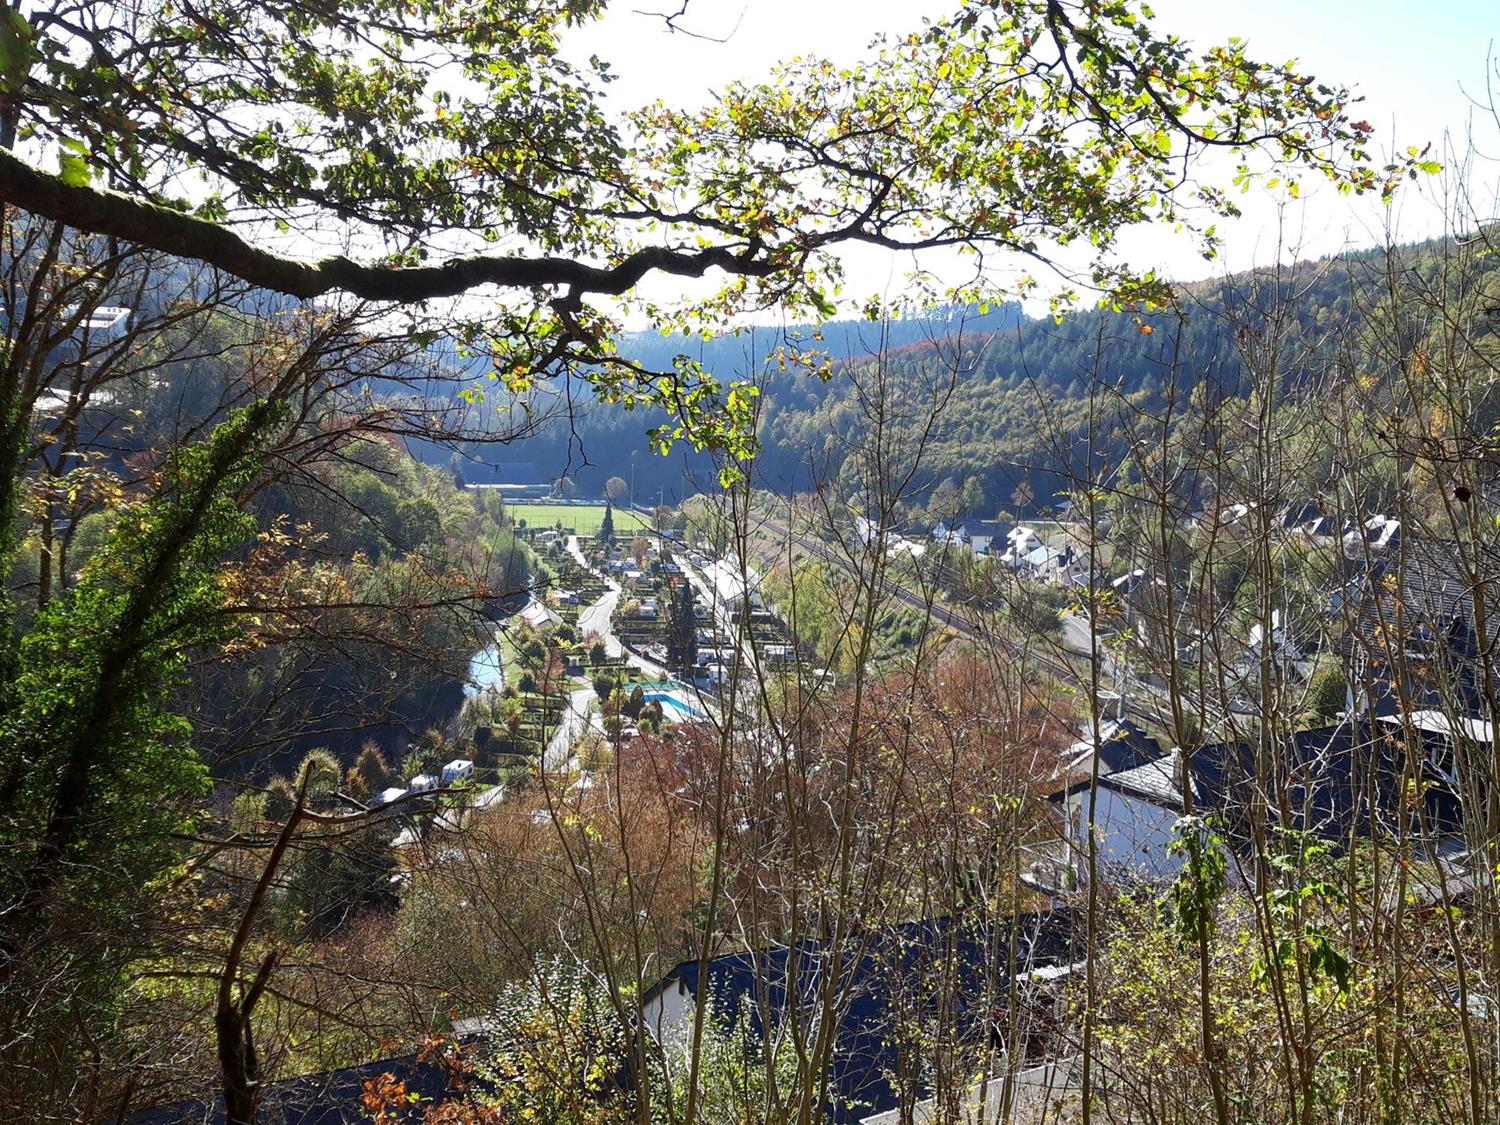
[540,537,670,770]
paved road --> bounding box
[568,535,668,678]
[544,683,600,771]
[536,537,675,770]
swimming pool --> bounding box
[646,692,706,720]
[626,680,708,721]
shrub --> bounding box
[296,748,343,802]
[623,685,646,720]
[264,776,297,824]
[351,742,391,793]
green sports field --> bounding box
[508,503,653,535]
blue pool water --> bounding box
[646,691,706,720]
[626,679,707,721]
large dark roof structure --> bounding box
[645,908,1081,1123]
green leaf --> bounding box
[58,139,92,188]
[0,9,34,94]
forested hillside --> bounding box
[445,232,1500,515]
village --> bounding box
[257,482,1489,1125]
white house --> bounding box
[1053,751,1190,885]
[517,600,563,630]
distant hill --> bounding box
[422,232,1500,515]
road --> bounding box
[567,535,668,678]
[544,683,600,771]
[537,537,672,770]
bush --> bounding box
[352,742,391,793]
[264,776,297,824]
[280,819,397,941]
[229,789,267,834]
[402,743,441,782]
[623,685,646,720]
[296,748,343,802]
[592,674,616,701]
[1307,665,1348,719]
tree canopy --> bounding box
[1,0,1394,292]
[0,0,1404,457]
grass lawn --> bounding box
[508,502,652,535]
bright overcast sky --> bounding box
[563,0,1500,313]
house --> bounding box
[641,910,1081,1123]
[1343,514,1401,553]
[517,600,563,630]
[408,773,439,794]
[963,520,1012,556]
[886,536,927,560]
[931,519,964,546]
[1281,499,1332,538]
[1017,544,1076,584]
[1047,721,1465,887]
[1058,718,1164,778]
[933,519,1014,557]
[372,786,408,807]
[1338,537,1495,712]
[1003,525,1038,554]
[1023,721,1166,892]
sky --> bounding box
[561,0,1500,315]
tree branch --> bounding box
[0,147,781,302]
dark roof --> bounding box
[649,909,1079,1122]
[1061,721,1464,847]
[961,519,1012,540]
[1097,720,1162,775]
[130,1052,473,1125]
[1339,538,1500,707]
[1282,500,1327,528]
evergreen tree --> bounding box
[352,743,392,794]
[599,500,616,547]
[666,583,699,672]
